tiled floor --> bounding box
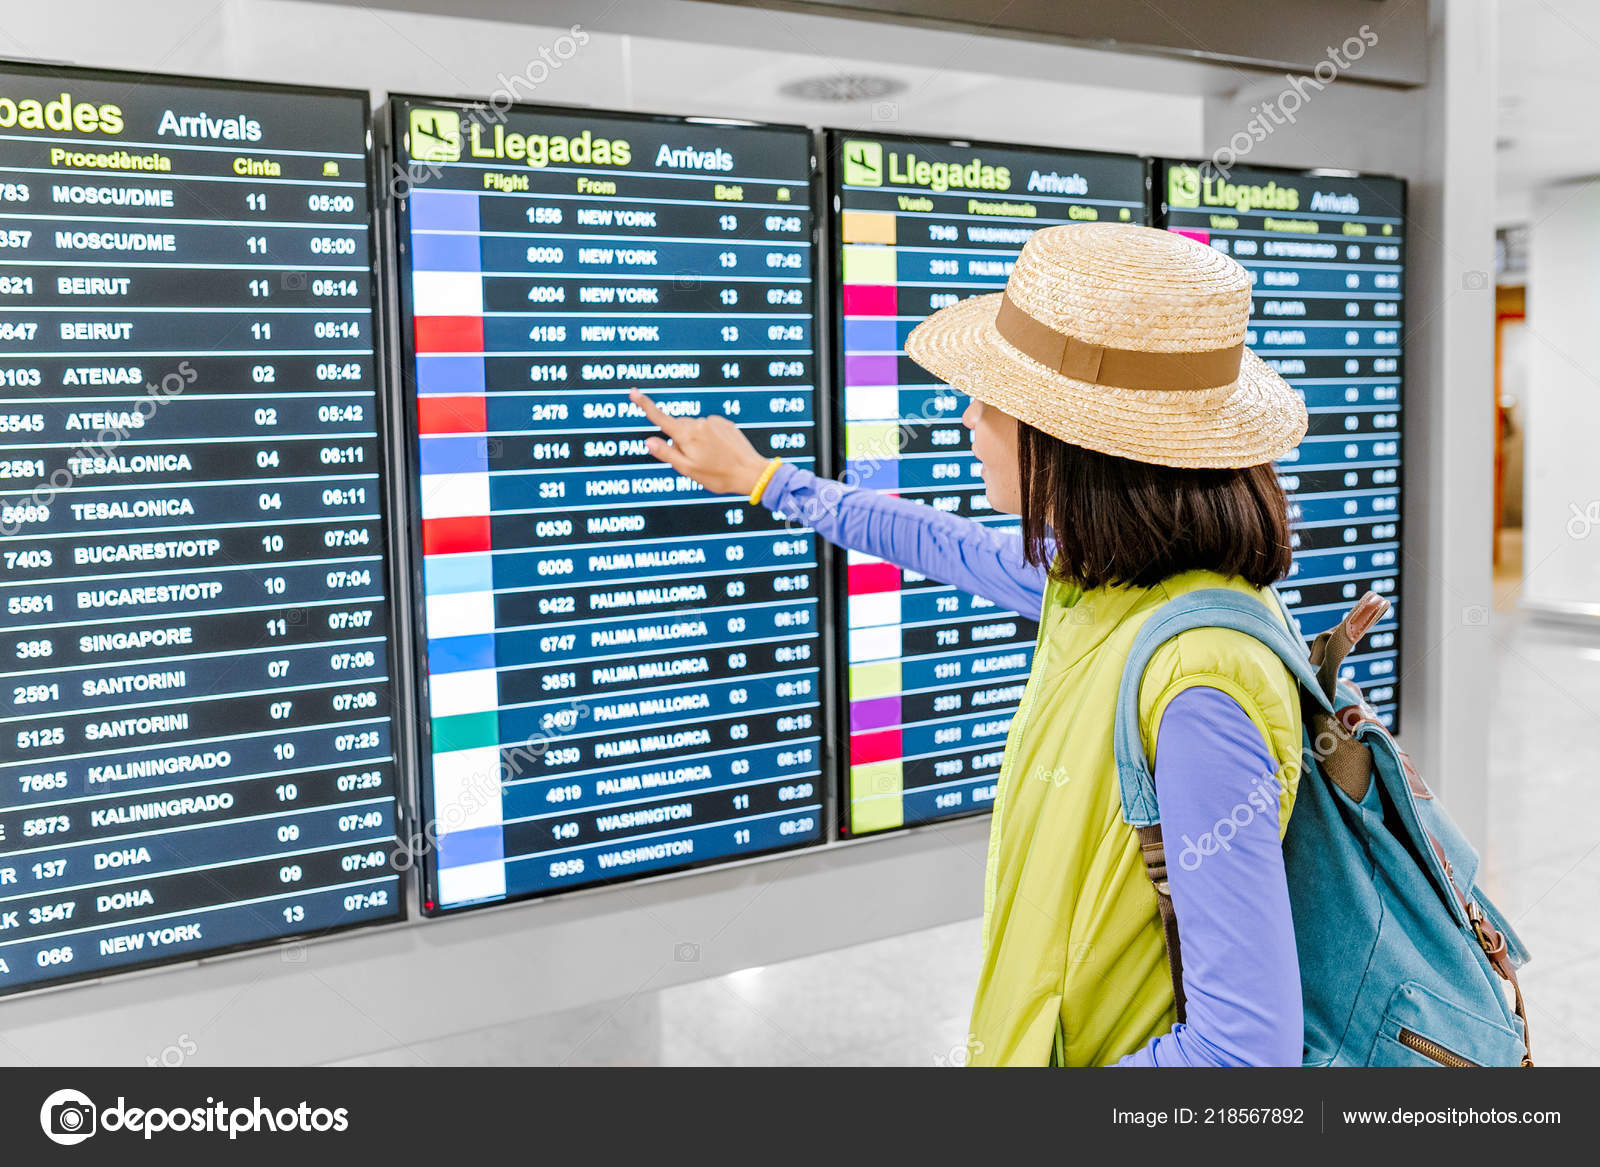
[1480,529,1600,1067]
[334,531,1598,1066]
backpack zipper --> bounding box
[1397,1028,1479,1067]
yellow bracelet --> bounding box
[748,457,783,506]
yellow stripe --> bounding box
[849,761,905,832]
[849,659,901,699]
[841,210,897,245]
[845,421,900,458]
[842,244,897,285]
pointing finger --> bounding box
[644,434,691,474]
[629,388,684,441]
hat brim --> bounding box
[904,292,1308,470]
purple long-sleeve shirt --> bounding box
[760,461,1303,1066]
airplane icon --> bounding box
[409,108,462,163]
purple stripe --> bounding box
[850,694,902,732]
[846,353,899,386]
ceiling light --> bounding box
[778,74,907,103]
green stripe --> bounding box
[431,710,498,754]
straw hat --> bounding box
[904,222,1307,469]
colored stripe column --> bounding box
[412,187,506,907]
[846,549,904,831]
[841,214,908,831]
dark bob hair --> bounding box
[1016,421,1294,591]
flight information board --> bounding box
[829,132,1147,834]
[391,97,825,913]
[0,63,402,996]
[1158,162,1404,726]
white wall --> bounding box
[1523,179,1600,614]
[0,0,1206,154]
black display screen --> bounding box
[389,97,826,912]
[1158,162,1405,725]
[0,62,403,996]
[828,131,1147,834]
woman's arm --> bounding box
[1115,686,1304,1067]
[627,387,1051,617]
[760,460,1051,617]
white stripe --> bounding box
[849,624,903,664]
[425,590,497,640]
[427,667,500,717]
[848,590,902,630]
[411,269,484,316]
[419,472,490,519]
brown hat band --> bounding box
[994,293,1245,392]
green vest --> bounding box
[967,568,1303,1066]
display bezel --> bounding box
[385,93,833,916]
[0,58,411,1002]
[822,127,1151,837]
[1153,158,1409,733]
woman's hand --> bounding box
[631,387,773,497]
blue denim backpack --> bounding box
[1113,587,1533,1066]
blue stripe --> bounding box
[412,232,482,272]
[410,189,481,232]
[417,355,487,395]
[429,633,497,674]
[424,554,494,596]
[420,434,490,476]
[437,823,504,869]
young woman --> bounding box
[632,223,1308,1067]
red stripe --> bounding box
[850,728,903,766]
[842,284,897,316]
[415,316,484,353]
[417,395,487,434]
[848,561,901,594]
[422,515,491,555]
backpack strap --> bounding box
[1134,822,1187,1024]
[1113,587,1395,1027]
[1112,587,1331,1027]
[1113,587,1332,829]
